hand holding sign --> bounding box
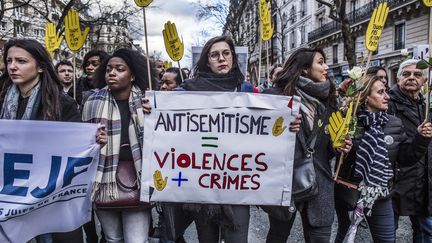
[153,170,168,191]
[163,21,184,62]
[45,22,63,53]
[64,9,90,52]
[365,2,389,52]
[134,0,153,7]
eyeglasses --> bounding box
[208,50,232,61]
[401,71,424,78]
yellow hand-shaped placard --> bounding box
[64,9,90,52]
[134,0,153,7]
[164,61,173,69]
[261,5,274,41]
[423,0,432,7]
[272,117,287,136]
[153,170,168,191]
[45,22,63,53]
[328,102,353,148]
[365,2,389,52]
[163,21,184,62]
[259,0,270,20]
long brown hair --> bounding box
[0,39,62,120]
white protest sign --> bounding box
[141,91,299,206]
[0,120,99,243]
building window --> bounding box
[0,22,6,31]
[318,17,324,28]
[300,26,306,44]
[14,22,26,35]
[394,23,405,50]
[290,29,296,49]
[290,6,296,23]
[300,0,306,17]
[333,45,338,64]
[351,0,357,12]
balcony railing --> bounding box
[308,0,413,42]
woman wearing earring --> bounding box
[334,75,432,242]
[82,48,157,243]
[263,48,352,243]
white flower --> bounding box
[347,66,363,80]
[400,48,409,57]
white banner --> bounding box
[141,91,299,206]
[0,120,99,243]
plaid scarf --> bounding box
[82,85,145,201]
[0,82,41,120]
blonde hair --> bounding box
[358,75,383,106]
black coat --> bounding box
[388,85,432,216]
[337,114,429,194]
[264,87,337,227]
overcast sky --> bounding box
[104,0,223,68]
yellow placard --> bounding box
[162,21,184,62]
[259,0,270,20]
[328,102,353,148]
[365,2,389,52]
[261,5,273,41]
[423,0,432,7]
[64,9,90,52]
[134,0,153,7]
[164,61,173,69]
[45,22,63,54]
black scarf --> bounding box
[355,109,393,188]
[182,72,239,92]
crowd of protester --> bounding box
[1,36,432,243]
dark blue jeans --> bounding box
[335,197,395,243]
[267,209,332,243]
[395,214,432,243]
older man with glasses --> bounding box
[389,59,432,242]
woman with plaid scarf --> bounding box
[83,48,157,243]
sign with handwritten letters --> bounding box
[64,9,90,52]
[134,0,153,7]
[0,120,99,243]
[163,21,184,62]
[44,22,63,54]
[141,92,300,206]
[365,2,389,52]
[423,0,432,7]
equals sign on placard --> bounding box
[201,137,218,148]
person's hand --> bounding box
[45,22,63,53]
[153,170,168,191]
[96,124,107,146]
[64,9,90,52]
[163,21,184,62]
[365,2,389,52]
[336,136,353,154]
[289,114,302,133]
[142,97,151,114]
[418,122,432,138]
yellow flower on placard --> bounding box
[134,0,153,7]
[365,2,389,52]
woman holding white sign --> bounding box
[0,39,84,242]
[171,36,252,243]
[82,48,157,243]
[263,48,352,243]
